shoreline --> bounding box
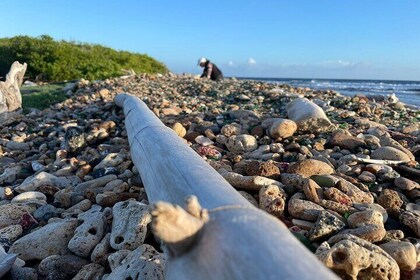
[235,76,420,108]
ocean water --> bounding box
[243,78,420,108]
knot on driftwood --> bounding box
[151,195,208,257]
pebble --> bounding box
[9,219,78,261]
[287,159,334,177]
[379,240,418,271]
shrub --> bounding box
[0,35,168,81]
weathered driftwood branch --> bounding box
[0,61,27,114]
[115,93,338,280]
[355,157,410,165]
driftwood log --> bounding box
[0,61,27,126]
[115,93,338,280]
[0,61,27,113]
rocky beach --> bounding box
[0,72,419,279]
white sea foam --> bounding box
[245,78,420,107]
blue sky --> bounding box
[1,0,420,80]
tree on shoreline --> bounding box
[0,35,168,82]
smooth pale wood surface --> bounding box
[116,93,249,209]
[115,93,338,280]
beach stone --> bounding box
[364,163,393,175]
[91,233,111,265]
[341,210,386,242]
[363,134,381,149]
[63,126,86,152]
[0,204,35,229]
[238,191,258,207]
[358,171,376,183]
[0,166,21,185]
[308,211,345,242]
[287,159,334,177]
[371,146,412,162]
[106,244,165,280]
[38,254,89,280]
[9,219,78,261]
[19,213,38,231]
[341,225,386,243]
[259,184,287,218]
[53,188,84,209]
[6,141,30,151]
[323,187,352,206]
[227,110,260,129]
[357,171,376,183]
[97,192,137,207]
[244,160,280,179]
[353,203,388,223]
[103,179,124,192]
[62,199,92,216]
[311,175,339,188]
[318,199,351,215]
[10,267,38,280]
[15,171,80,193]
[74,174,117,192]
[110,200,151,250]
[33,204,62,221]
[380,137,415,161]
[347,209,384,228]
[161,107,182,116]
[383,229,404,242]
[261,118,297,139]
[73,263,106,280]
[367,126,390,138]
[194,135,214,146]
[378,189,404,217]
[236,93,250,101]
[286,98,334,133]
[243,145,272,160]
[280,173,307,190]
[68,211,106,258]
[291,219,314,230]
[379,240,418,271]
[250,125,264,137]
[0,225,22,246]
[11,191,46,204]
[394,177,419,191]
[316,234,399,280]
[172,122,186,138]
[221,123,242,137]
[288,195,325,221]
[108,249,131,271]
[303,179,324,203]
[225,134,258,154]
[329,131,366,150]
[93,153,124,171]
[220,170,283,191]
[406,203,420,213]
[336,180,374,204]
[185,131,202,142]
[399,211,420,237]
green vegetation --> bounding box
[21,83,68,110]
[0,35,168,81]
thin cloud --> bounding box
[248,57,257,65]
[228,60,235,66]
[321,60,357,68]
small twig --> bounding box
[355,157,409,165]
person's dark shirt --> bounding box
[201,61,223,81]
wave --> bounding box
[246,77,420,106]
